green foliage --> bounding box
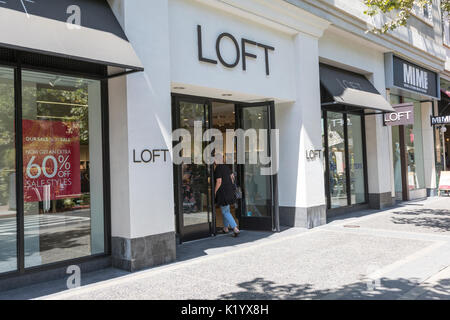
[37,83,89,144]
[0,76,90,207]
[364,0,449,33]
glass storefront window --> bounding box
[347,114,366,204]
[392,125,403,199]
[178,101,210,227]
[326,112,348,208]
[390,94,426,199]
[21,70,105,267]
[435,126,445,186]
[0,67,16,273]
[404,98,425,191]
[324,111,367,209]
[241,106,272,218]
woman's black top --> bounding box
[214,164,235,206]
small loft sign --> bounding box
[383,103,415,126]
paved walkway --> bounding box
[1,196,450,300]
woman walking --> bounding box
[214,154,240,237]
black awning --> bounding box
[320,64,394,113]
[0,0,143,72]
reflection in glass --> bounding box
[22,70,104,267]
[321,115,327,205]
[392,125,403,200]
[211,102,238,228]
[179,102,210,227]
[435,124,445,186]
[404,99,425,190]
[347,114,366,204]
[0,67,16,273]
[241,107,271,217]
[327,112,347,208]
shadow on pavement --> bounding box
[0,267,129,300]
[176,228,293,262]
[389,208,450,232]
[217,276,450,300]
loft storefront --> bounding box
[319,63,395,214]
[2,0,445,288]
[167,1,298,242]
[0,1,142,285]
[103,0,333,268]
[384,54,440,200]
[172,96,279,242]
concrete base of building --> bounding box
[326,203,370,219]
[369,192,395,210]
[427,188,438,197]
[409,188,428,201]
[112,232,176,272]
[0,256,111,292]
[279,205,327,229]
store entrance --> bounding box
[172,95,279,243]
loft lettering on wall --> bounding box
[197,25,275,76]
[133,149,169,163]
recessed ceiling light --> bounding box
[222,94,232,97]
[173,86,185,90]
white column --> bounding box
[365,112,393,208]
[108,0,175,271]
[421,101,437,195]
[108,71,131,241]
[277,31,326,228]
[88,81,105,254]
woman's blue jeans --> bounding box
[220,205,237,229]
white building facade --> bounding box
[0,0,446,288]
[105,0,445,270]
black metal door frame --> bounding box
[172,94,280,239]
[235,101,279,231]
[172,95,215,243]
[323,109,369,209]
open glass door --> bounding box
[236,101,279,231]
[173,96,215,242]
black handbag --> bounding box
[230,173,242,200]
[233,183,242,200]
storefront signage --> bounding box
[22,120,81,202]
[385,53,439,99]
[197,25,275,76]
[133,149,169,163]
[383,103,415,126]
[431,115,450,126]
[306,149,322,161]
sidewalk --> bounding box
[1,197,450,300]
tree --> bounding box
[364,0,450,33]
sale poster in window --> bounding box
[22,120,81,203]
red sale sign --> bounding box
[22,120,81,202]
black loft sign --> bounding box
[133,149,169,163]
[391,55,439,98]
[197,25,275,76]
[431,115,450,126]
